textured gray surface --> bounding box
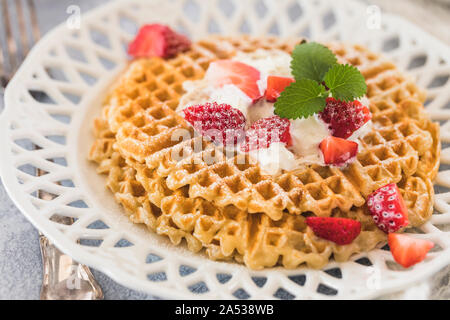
[0,0,449,300]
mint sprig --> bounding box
[291,42,337,82]
[274,41,367,119]
[324,64,367,102]
[274,80,327,119]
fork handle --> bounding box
[39,234,103,300]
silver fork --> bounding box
[0,0,103,300]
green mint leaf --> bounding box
[291,42,337,82]
[274,79,327,120]
[324,64,367,101]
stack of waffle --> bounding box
[89,36,440,269]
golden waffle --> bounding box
[89,36,439,269]
[90,130,431,269]
[104,37,439,221]
[90,120,389,269]
[113,97,436,220]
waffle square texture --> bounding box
[89,36,439,269]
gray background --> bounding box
[0,0,449,300]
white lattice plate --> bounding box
[1,0,450,299]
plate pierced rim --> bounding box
[1,0,450,299]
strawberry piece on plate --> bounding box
[240,115,292,152]
[367,183,409,233]
[205,60,262,102]
[183,102,246,146]
[319,97,371,139]
[319,136,358,165]
[128,24,191,59]
[306,217,361,245]
[388,233,434,268]
[265,76,295,102]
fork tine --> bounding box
[0,0,4,74]
[2,0,18,76]
[15,0,29,58]
[0,0,41,87]
[0,29,6,88]
[27,0,41,42]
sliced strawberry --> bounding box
[319,136,358,165]
[128,24,191,59]
[265,76,295,102]
[319,97,371,139]
[205,60,262,102]
[306,217,361,245]
[183,102,246,146]
[388,233,434,268]
[240,115,292,152]
[367,183,409,233]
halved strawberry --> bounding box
[265,76,295,102]
[388,233,434,268]
[128,24,191,59]
[205,60,262,102]
[319,136,358,165]
[367,183,409,233]
[183,102,246,146]
[306,217,361,245]
[240,115,292,152]
[319,97,371,139]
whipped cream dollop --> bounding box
[177,49,372,176]
[290,115,331,164]
[248,142,297,176]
